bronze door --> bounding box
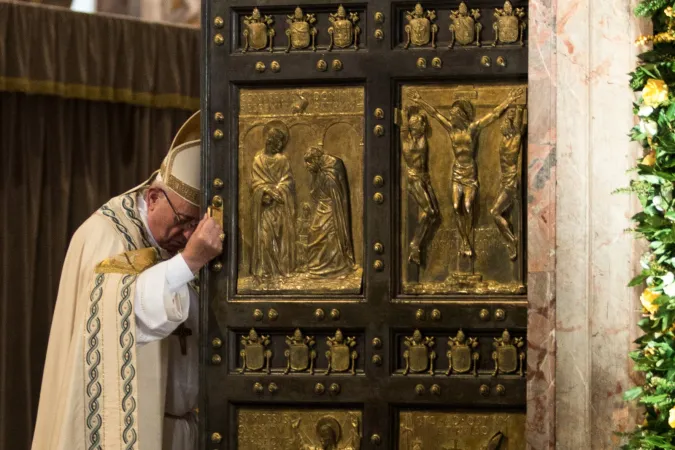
[202,1,528,448]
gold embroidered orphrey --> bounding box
[446,329,480,376]
[328,5,361,51]
[285,7,317,52]
[491,329,525,377]
[403,329,437,375]
[449,2,482,48]
[239,328,273,373]
[492,1,527,46]
[325,329,358,375]
[243,7,275,53]
[404,3,439,49]
[284,328,317,374]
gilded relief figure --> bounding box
[250,120,297,279]
[491,106,526,260]
[399,106,440,265]
[292,415,360,450]
[410,88,524,259]
[304,147,357,277]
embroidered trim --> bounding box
[100,204,137,251]
[85,273,105,450]
[119,275,138,449]
[121,195,153,249]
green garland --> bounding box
[623,3,675,449]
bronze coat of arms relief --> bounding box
[492,0,527,46]
[243,7,275,53]
[328,5,360,51]
[449,2,483,48]
[285,7,317,52]
[404,3,439,49]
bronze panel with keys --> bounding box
[203,0,528,448]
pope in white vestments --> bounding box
[31,111,223,450]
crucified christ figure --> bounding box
[410,87,524,258]
[491,105,526,260]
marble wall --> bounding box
[527,0,649,448]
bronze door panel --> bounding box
[203,0,528,448]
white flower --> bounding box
[661,272,674,285]
[653,195,665,211]
[638,105,654,117]
[639,119,658,137]
[664,281,675,297]
[640,253,652,269]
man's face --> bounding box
[265,130,284,154]
[304,156,320,173]
[145,187,199,255]
[506,109,516,121]
[318,426,336,447]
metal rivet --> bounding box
[371,434,382,445]
[253,382,264,394]
[373,260,384,271]
[211,262,223,272]
[213,178,224,189]
[332,59,343,71]
[214,16,224,28]
[415,384,425,395]
[214,34,224,45]
[211,337,222,348]
[211,432,222,443]
[212,195,223,207]
[416,309,425,321]
[374,12,384,23]
[431,309,441,321]
[497,56,506,67]
[373,242,384,254]
[330,383,341,395]
[479,308,490,321]
[374,29,384,40]
[372,337,382,349]
[416,57,427,69]
[314,308,325,321]
[480,384,490,396]
[481,55,491,67]
[496,384,506,396]
[214,112,224,123]
[495,308,506,321]
[373,175,384,187]
[211,354,222,365]
[373,124,385,136]
[268,309,279,321]
[253,309,263,321]
[268,382,278,393]
[374,108,385,120]
[373,193,384,204]
[314,383,325,395]
[330,309,341,320]
[431,384,441,396]
[316,59,327,72]
[432,57,442,69]
[372,355,383,366]
[213,129,224,140]
[270,61,280,72]
[255,61,266,72]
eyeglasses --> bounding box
[160,190,199,231]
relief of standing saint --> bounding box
[410,88,524,258]
[250,120,296,278]
[303,146,356,277]
[491,106,526,260]
[399,106,440,265]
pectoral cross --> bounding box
[172,323,192,355]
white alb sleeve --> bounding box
[135,254,196,345]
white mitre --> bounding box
[158,110,201,206]
[127,110,202,206]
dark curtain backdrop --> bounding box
[0,92,192,449]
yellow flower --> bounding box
[635,35,653,46]
[669,407,675,428]
[666,6,674,18]
[643,79,670,107]
[643,150,657,166]
[641,288,660,314]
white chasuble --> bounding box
[32,193,198,450]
